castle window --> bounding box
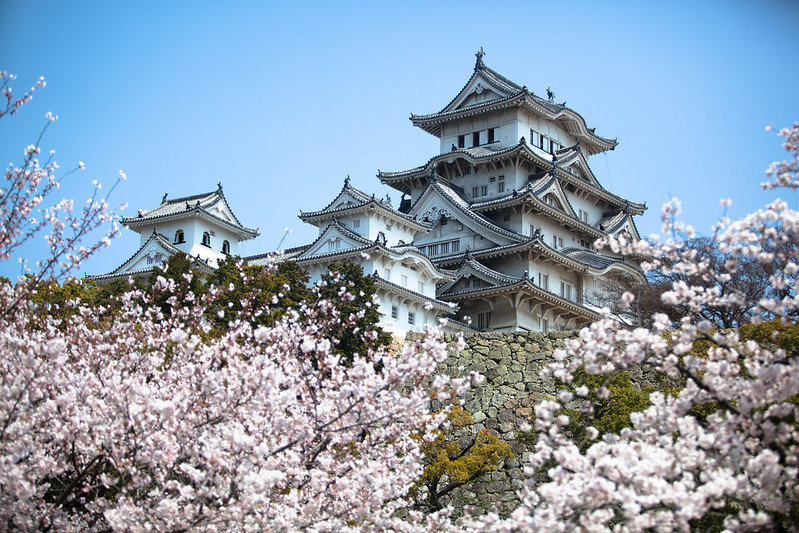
[473,132,480,146]
[451,240,459,253]
[221,240,230,255]
[384,268,391,280]
[498,182,505,193]
[458,135,465,148]
[440,242,449,254]
[353,219,360,228]
[174,229,185,244]
[201,232,211,247]
[560,282,573,301]
[503,214,511,222]
[487,128,495,143]
[401,274,408,287]
[542,318,549,333]
[391,306,398,319]
[490,176,496,183]
[472,187,479,198]
[464,166,471,175]
[578,209,589,223]
[418,281,424,293]
[477,311,491,330]
[408,311,415,325]
[480,185,487,196]
[538,273,549,290]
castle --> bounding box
[92,52,646,335]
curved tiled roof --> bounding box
[411,181,526,244]
[437,257,521,295]
[431,237,627,276]
[300,187,431,232]
[87,232,215,280]
[438,278,601,322]
[372,275,457,313]
[380,142,645,215]
[122,186,258,240]
[409,57,616,154]
[294,223,454,281]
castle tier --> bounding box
[377,51,646,332]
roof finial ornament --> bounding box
[162,193,168,203]
[217,182,222,190]
[345,175,350,185]
[429,168,437,184]
[475,47,485,69]
[546,87,555,102]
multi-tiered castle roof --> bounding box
[375,50,646,332]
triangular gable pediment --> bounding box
[608,216,641,242]
[456,85,504,110]
[533,178,576,217]
[112,234,179,275]
[438,259,520,295]
[205,197,240,226]
[409,184,523,248]
[441,69,520,115]
[327,189,369,211]
[296,222,372,260]
[562,151,601,188]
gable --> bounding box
[409,184,523,248]
[609,218,641,242]
[112,235,178,275]
[206,198,239,226]
[328,190,368,211]
[457,84,503,110]
[438,259,519,295]
[535,179,576,217]
[296,223,371,259]
[442,71,517,115]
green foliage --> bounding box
[205,256,312,336]
[579,370,653,435]
[317,261,392,363]
[412,403,512,512]
[148,252,207,316]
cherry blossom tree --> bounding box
[473,125,799,532]
[0,72,467,531]
[1,71,122,319]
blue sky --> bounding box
[1,1,798,279]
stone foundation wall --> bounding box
[407,330,580,514]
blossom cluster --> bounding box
[473,124,799,532]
